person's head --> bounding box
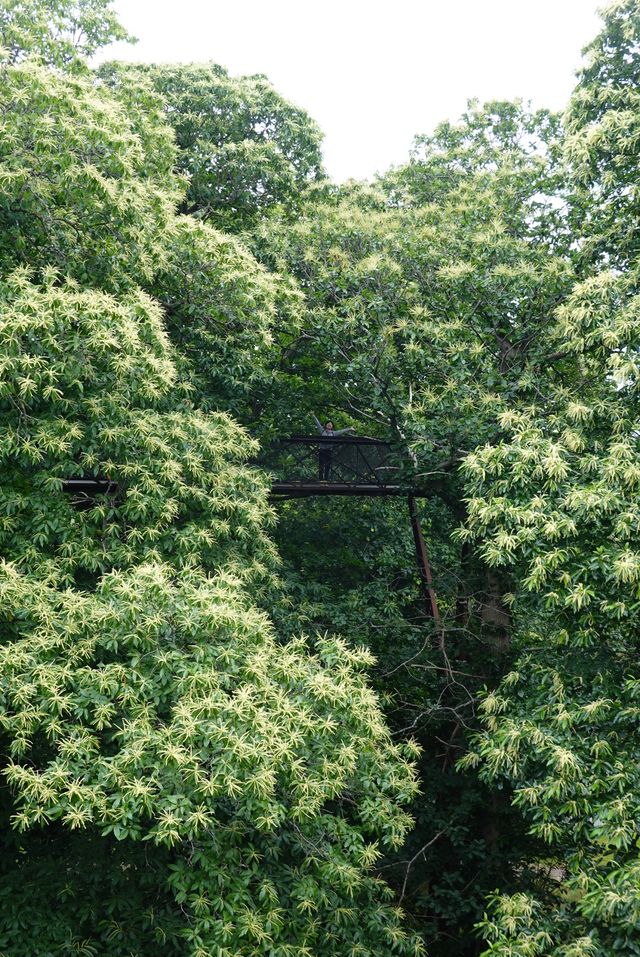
[325,420,333,431]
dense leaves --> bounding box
[0,563,422,954]
[565,0,640,267]
[458,269,640,956]
[451,9,640,949]
[0,11,426,956]
[99,60,325,232]
[0,0,131,69]
[0,271,276,584]
[0,60,179,289]
[3,0,640,954]
[150,215,298,417]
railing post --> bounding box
[408,494,440,623]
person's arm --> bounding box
[333,426,355,436]
[312,413,323,433]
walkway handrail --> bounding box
[260,434,403,492]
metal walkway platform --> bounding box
[60,435,439,622]
[271,482,405,497]
[260,435,423,496]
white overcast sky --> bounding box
[99,0,604,182]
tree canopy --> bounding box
[0,9,423,956]
[0,0,131,69]
[2,1,640,956]
[99,60,325,233]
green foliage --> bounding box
[150,215,301,416]
[0,828,183,955]
[565,0,640,267]
[0,0,131,70]
[252,154,572,470]
[0,270,276,584]
[267,493,538,954]
[458,267,640,953]
[0,59,180,289]
[0,34,427,957]
[5,2,640,954]
[244,100,580,950]
[0,262,426,954]
[0,562,423,955]
[99,60,325,232]
[385,99,569,249]
[443,13,640,946]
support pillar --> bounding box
[408,494,440,624]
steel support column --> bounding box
[408,494,440,623]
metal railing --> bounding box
[60,438,422,500]
[260,435,402,492]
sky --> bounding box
[99,0,604,182]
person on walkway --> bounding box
[312,414,354,480]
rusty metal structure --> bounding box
[261,435,440,623]
[408,493,440,623]
[61,434,440,623]
[263,435,400,496]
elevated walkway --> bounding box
[261,435,425,497]
[61,435,439,623]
